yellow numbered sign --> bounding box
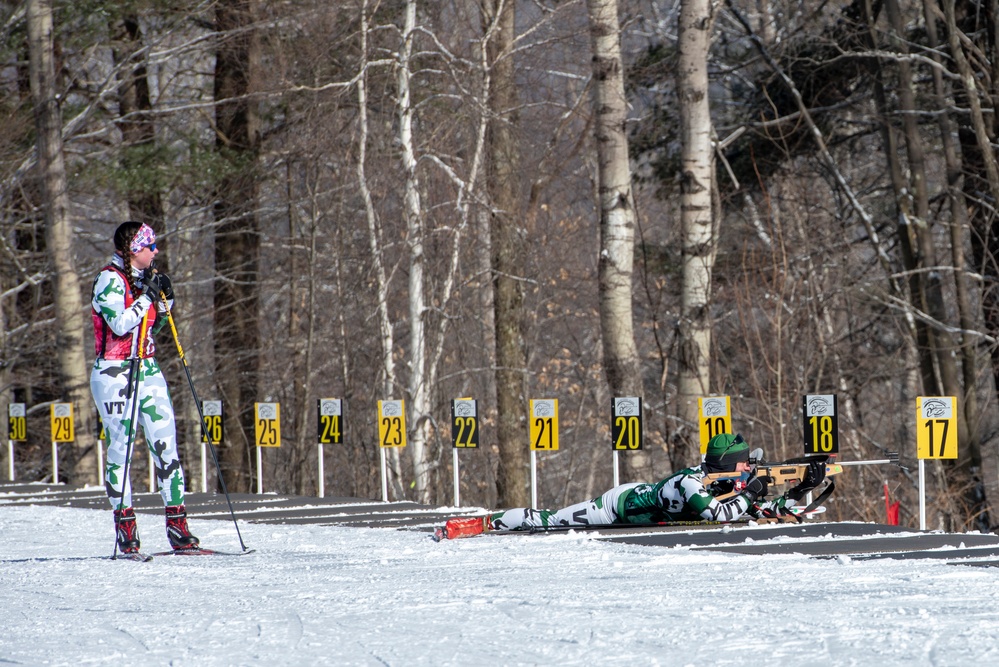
[529,399,559,451]
[254,403,281,448]
[698,396,730,454]
[318,398,343,445]
[201,400,223,445]
[803,394,839,455]
[50,403,74,443]
[451,399,478,448]
[916,396,958,459]
[8,403,26,441]
[612,397,643,450]
[378,400,407,448]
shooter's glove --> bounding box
[787,459,826,502]
[742,476,769,503]
[142,271,174,313]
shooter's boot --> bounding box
[432,516,491,541]
[165,504,200,550]
[114,507,141,553]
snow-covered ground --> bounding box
[2,505,998,666]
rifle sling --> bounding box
[798,479,835,515]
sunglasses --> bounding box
[141,242,157,252]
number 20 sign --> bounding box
[916,396,958,460]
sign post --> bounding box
[450,398,478,506]
[916,396,958,530]
[697,396,731,456]
[201,400,223,493]
[317,398,343,498]
[377,400,406,502]
[529,399,559,509]
[95,416,105,486]
[254,402,281,494]
[49,403,75,484]
[611,397,643,487]
[8,403,26,481]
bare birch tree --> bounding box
[395,0,434,502]
[357,1,405,500]
[586,0,648,479]
[675,0,717,466]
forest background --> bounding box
[3,0,999,532]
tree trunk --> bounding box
[484,0,530,507]
[357,1,405,499]
[586,0,649,479]
[934,0,998,527]
[213,0,261,493]
[26,0,95,485]
[397,0,432,503]
[675,0,717,468]
[111,15,166,233]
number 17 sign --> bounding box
[916,396,957,459]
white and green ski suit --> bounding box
[90,255,187,510]
[488,465,795,531]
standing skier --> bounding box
[435,433,825,540]
[90,221,199,553]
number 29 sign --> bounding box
[916,396,958,459]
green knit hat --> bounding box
[704,433,750,473]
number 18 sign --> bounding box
[803,394,838,455]
[916,396,957,459]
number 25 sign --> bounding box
[916,396,957,460]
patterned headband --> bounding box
[129,223,156,254]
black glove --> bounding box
[141,271,174,301]
[743,476,769,503]
[787,459,826,501]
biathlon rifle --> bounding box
[705,454,842,486]
[705,454,843,500]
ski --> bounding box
[521,519,734,534]
[790,505,826,518]
[111,551,153,562]
[150,547,255,557]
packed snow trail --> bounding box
[1,505,998,666]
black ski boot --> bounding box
[114,507,141,553]
[165,505,200,550]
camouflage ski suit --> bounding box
[90,255,187,510]
[488,466,794,531]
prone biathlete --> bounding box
[435,433,826,539]
[90,221,199,553]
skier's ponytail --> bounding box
[113,221,143,296]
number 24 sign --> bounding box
[916,396,958,460]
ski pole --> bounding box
[112,356,142,559]
[158,289,249,552]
